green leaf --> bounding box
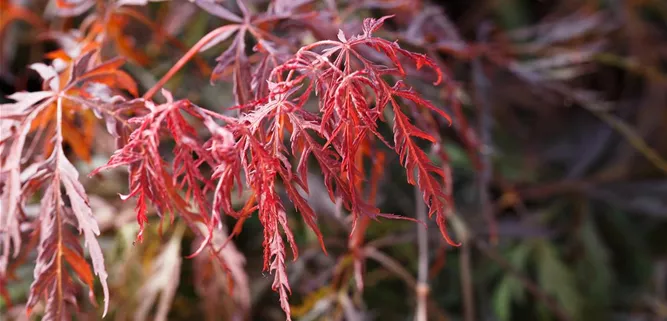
[577,214,613,319]
[509,242,532,271]
[493,276,523,321]
[536,241,582,319]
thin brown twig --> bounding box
[414,184,429,321]
[460,241,475,321]
[473,22,496,246]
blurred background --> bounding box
[2,0,667,320]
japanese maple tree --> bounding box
[0,0,462,320]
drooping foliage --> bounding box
[0,1,459,320]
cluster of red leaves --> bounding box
[93,15,456,320]
[1,1,458,320]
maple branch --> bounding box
[144,24,239,100]
[473,24,496,245]
[115,7,212,76]
[414,183,429,321]
[53,96,66,320]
